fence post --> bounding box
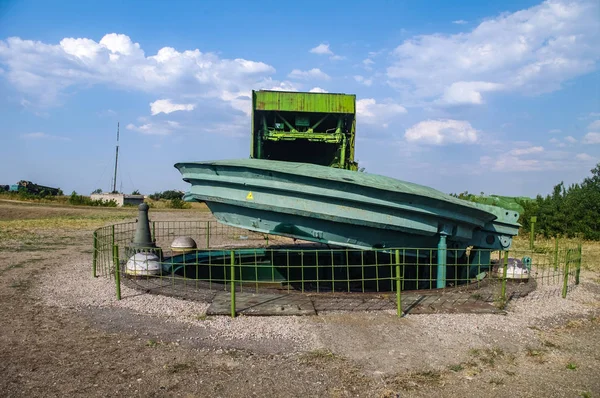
[562,251,570,299]
[230,250,236,318]
[436,234,448,289]
[500,251,508,304]
[529,216,537,250]
[111,224,115,248]
[206,221,211,248]
[575,244,582,285]
[395,249,402,317]
[553,237,559,271]
[92,231,98,278]
[113,244,121,300]
[151,221,156,243]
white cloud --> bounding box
[21,132,70,141]
[354,75,373,86]
[548,128,562,134]
[452,20,468,25]
[150,99,195,115]
[564,135,577,143]
[509,146,544,156]
[309,87,328,93]
[309,43,333,55]
[362,58,375,70]
[288,68,330,80]
[480,147,588,172]
[387,0,600,104]
[439,81,504,105]
[0,33,279,111]
[357,98,407,128]
[582,132,600,144]
[588,120,600,130]
[126,121,180,136]
[404,119,478,145]
[576,153,595,161]
[480,154,542,172]
[309,43,344,60]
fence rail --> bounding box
[92,220,583,317]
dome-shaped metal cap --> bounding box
[170,236,197,249]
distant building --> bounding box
[90,193,144,207]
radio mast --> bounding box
[112,122,120,193]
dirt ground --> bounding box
[1,199,599,397]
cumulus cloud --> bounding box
[404,119,478,145]
[288,68,330,80]
[126,121,180,136]
[354,75,373,87]
[150,99,195,115]
[309,87,328,93]
[480,154,542,172]
[583,132,600,144]
[576,153,595,161]
[481,143,589,172]
[0,33,280,110]
[387,0,600,104]
[357,98,407,128]
[439,81,504,105]
[548,128,562,134]
[309,43,333,55]
[509,146,544,156]
[564,135,577,143]
[588,120,600,130]
[309,43,344,61]
[21,132,71,141]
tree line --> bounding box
[519,163,600,240]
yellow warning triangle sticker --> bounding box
[246,192,254,200]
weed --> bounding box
[470,293,482,300]
[146,339,160,348]
[470,347,504,367]
[579,391,592,398]
[388,370,443,391]
[448,364,464,372]
[526,347,547,364]
[526,347,544,357]
[566,362,577,370]
[195,314,208,321]
[566,320,583,329]
[468,348,480,356]
[10,280,29,289]
[494,296,508,310]
[300,348,340,362]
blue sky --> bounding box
[0,0,599,197]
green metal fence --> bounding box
[92,220,583,318]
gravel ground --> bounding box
[37,242,600,376]
[3,201,599,397]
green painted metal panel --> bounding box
[175,159,520,251]
[253,90,355,113]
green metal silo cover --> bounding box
[253,90,355,113]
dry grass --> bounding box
[145,198,209,210]
[511,236,600,271]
